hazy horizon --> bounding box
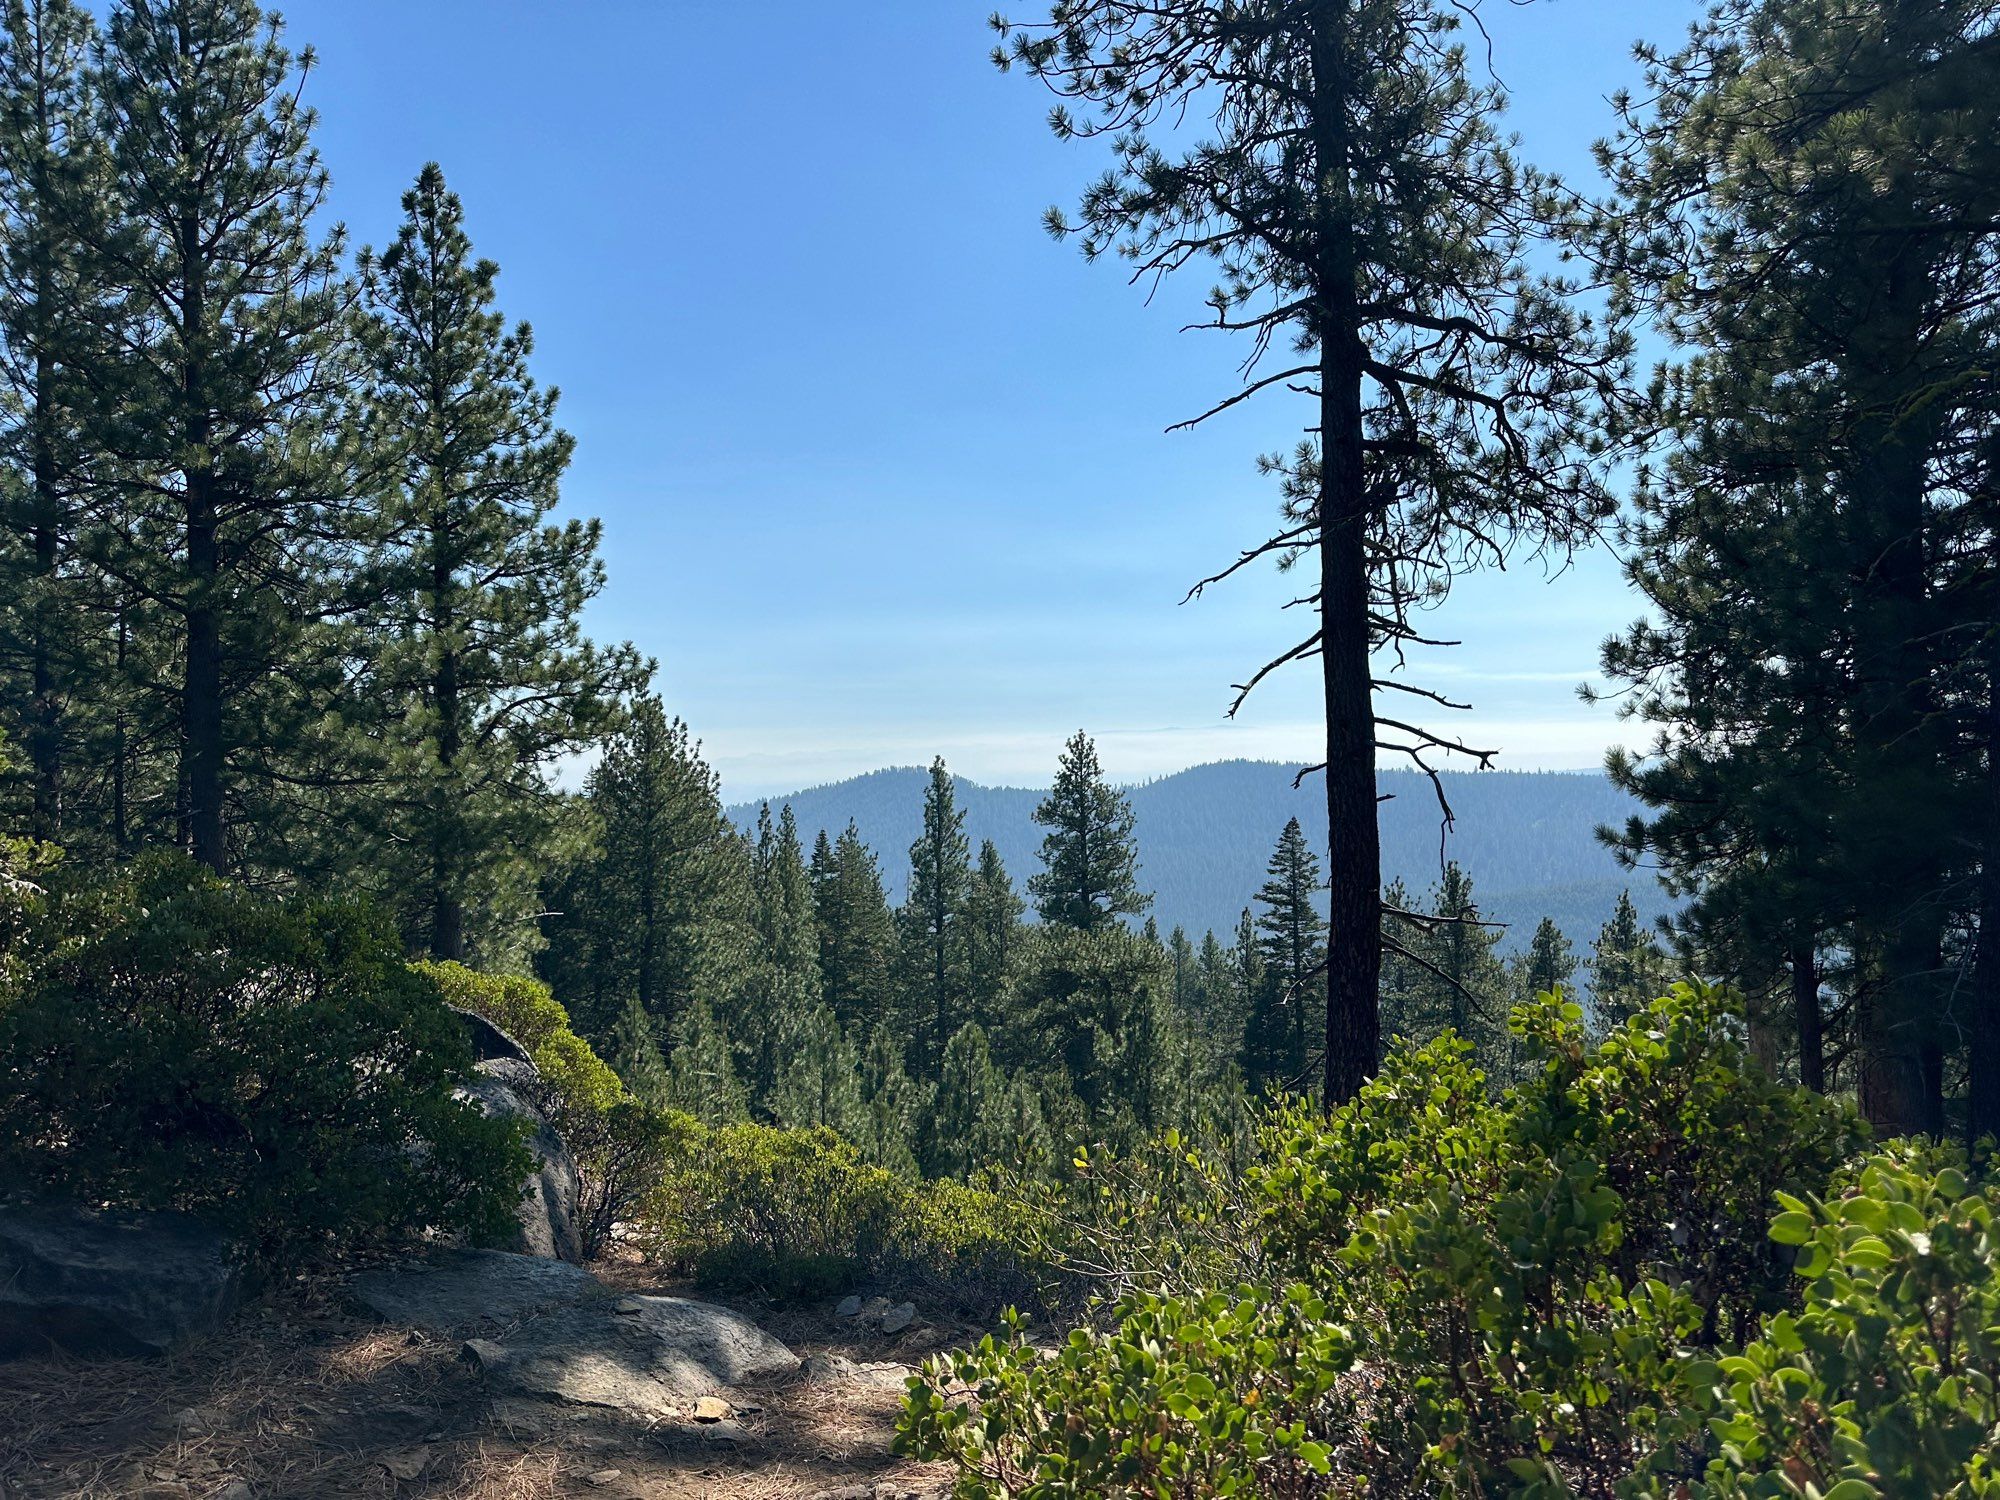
[718,753,1621,809]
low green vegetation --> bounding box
[0,856,528,1267]
[398,955,1046,1308]
[900,985,2000,1496]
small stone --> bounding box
[584,1471,622,1488]
[802,1351,858,1384]
[691,1394,732,1422]
[834,1294,863,1318]
[702,1418,747,1445]
[214,1482,254,1500]
[613,1297,644,1315]
[380,1446,430,1481]
[880,1301,916,1335]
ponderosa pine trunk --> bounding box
[429,541,466,961]
[1848,241,1946,1137]
[27,335,60,841]
[183,473,225,871]
[1792,939,1824,1093]
[1970,623,2000,1144]
[1314,0,1379,1108]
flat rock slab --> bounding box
[802,1352,915,1392]
[462,1294,799,1418]
[350,1249,598,1332]
[354,1248,799,1425]
[0,1206,242,1359]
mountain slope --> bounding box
[728,761,1670,955]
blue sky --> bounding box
[276,0,1701,801]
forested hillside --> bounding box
[733,761,1667,954]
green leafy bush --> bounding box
[416,960,675,1255]
[413,960,625,1118]
[641,1118,1039,1305]
[900,1284,1356,1496]
[0,858,528,1266]
[1666,1143,2000,1499]
[997,1126,1261,1307]
[1252,982,1862,1496]
[902,982,1866,1498]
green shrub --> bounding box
[1665,1143,2000,1499]
[416,960,674,1256]
[902,982,1866,1498]
[413,960,625,1118]
[648,1121,904,1295]
[0,858,528,1267]
[888,1176,1046,1311]
[641,1118,1041,1305]
[899,1284,1356,1496]
[996,1126,1261,1308]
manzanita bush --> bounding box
[901,983,2000,1498]
[1666,1143,2000,1499]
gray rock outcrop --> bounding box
[351,1247,596,1330]
[456,1056,583,1263]
[0,1207,243,1359]
[353,1249,800,1426]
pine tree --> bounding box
[965,838,1024,1035]
[663,997,749,1126]
[0,0,102,844]
[1586,891,1668,1032]
[1400,863,1506,1062]
[1018,922,1172,1127]
[1230,906,1264,1069]
[1029,731,1147,931]
[924,1020,1004,1179]
[353,163,641,958]
[858,1020,924,1177]
[993,1072,1054,1180]
[769,1003,867,1141]
[1514,917,1577,1003]
[1194,927,1237,1053]
[999,0,1624,1104]
[1245,818,1325,1092]
[609,991,671,1108]
[739,802,821,1104]
[1167,925,1197,1011]
[88,0,355,872]
[1379,876,1424,1042]
[538,699,749,1038]
[811,820,894,1034]
[1597,0,2000,1133]
[900,757,971,1079]
[755,803,820,989]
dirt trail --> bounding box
[0,1262,958,1500]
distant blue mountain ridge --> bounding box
[726,760,1672,957]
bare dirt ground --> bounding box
[0,1260,965,1500]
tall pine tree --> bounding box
[539,698,748,1036]
[999,0,1624,1103]
[899,757,971,1079]
[0,0,102,844]
[810,820,894,1034]
[89,0,353,872]
[1029,730,1147,932]
[1598,0,2000,1133]
[354,163,641,958]
[1245,817,1325,1092]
